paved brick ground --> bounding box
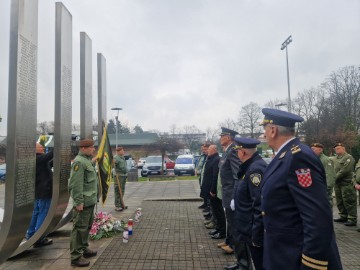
[92,201,235,270]
[1,180,360,269]
[92,199,360,270]
[333,217,360,270]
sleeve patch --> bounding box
[72,161,80,172]
[295,168,312,188]
[250,173,261,186]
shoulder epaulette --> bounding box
[291,145,301,154]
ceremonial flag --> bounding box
[96,124,113,204]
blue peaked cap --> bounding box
[260,108,304,128]
[233,137,260,149]
[220,127,239,137]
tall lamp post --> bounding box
[281,35,293,112]
[111,107,122,150]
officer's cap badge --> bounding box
[250,173,261,186]
[295,168,312,188]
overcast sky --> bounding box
[0,0,359,135]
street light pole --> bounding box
[111,107,122,150]
[281,35,292,112]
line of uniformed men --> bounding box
[198,108,344,270]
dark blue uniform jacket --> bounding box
[220,143,241,208]
[234,152,267,246]
[261,138,342,270]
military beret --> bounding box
[260,108,304,128]
[310,143,324,149]
[220,127,239,137]
[78,139,95,147]
[116,146,124,151]
[202,142,211,147]
[233,137,260,149]
[333,143,345,148]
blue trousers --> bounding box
[26,198,51,239]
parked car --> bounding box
[174,154,195,176]
[137,157,146,169]
[194,155,201,167]
[124,155,136,170]
[165,157,175,169]
[0,163,6,181]
[141,156,167,177]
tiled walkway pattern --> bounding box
[92,201,234,270]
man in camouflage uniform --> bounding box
[311,143,336,206]
[113,146,128,211]
[68,139,98,267]
[353,160,360,232]
[333,143,357,226]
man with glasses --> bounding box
[260,108,342,270]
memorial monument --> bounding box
[0,0,107,263]
[0,0,39,264]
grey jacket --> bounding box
[219,142,241,208]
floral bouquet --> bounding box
[90,212,125,240]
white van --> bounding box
[174,154,195,176]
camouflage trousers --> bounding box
[114,175,127,208]
[70,204,95,261]
[334,182,357,223]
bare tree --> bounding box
[133,125,144,134]
[169,124,177,135]
[182,125,204,153]
[218,118,238,131]
[37,121,54,135]
[263,98,287,109]
[205,127,219,143]
[149,135,183,173]
[238,102,261,138]
[72,123,80,133]
[322,66,360,131]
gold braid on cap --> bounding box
[261,119,273,125]
[232,145,243,151]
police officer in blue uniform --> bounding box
[226,137,267,270]
[260,108,342,270]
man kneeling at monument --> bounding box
[68,139,98,267]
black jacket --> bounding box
[35,151,53,199]
[200,153,220,198]
[233,152,267,246]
